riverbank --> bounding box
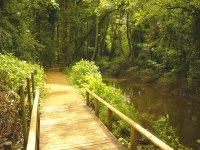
[103,76,200,149]
[122,67,200,101]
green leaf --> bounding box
[197,139,200,144]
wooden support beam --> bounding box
[86,91,89,107]
[36,108,40,150]
[31,73,35,98]
[19,85,28,147]
[27,78,32,113]
[107,108,112,132]
[95,98,99,117]
[130,126,137,150]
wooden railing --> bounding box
[18,70,37,147]
[85,88,173,150]
[26,89,40,150]
[20,69,40,150]
[3,70,39,150]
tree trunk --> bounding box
[76,11,112,52]
[91,15,99,61]
[99,21,109,56]
[126,13,133,57]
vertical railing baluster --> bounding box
[31,73,35,98]
[95,98,99,117]
[19,85,28,147]
[27,77,32,112]
[37,107,40,150]
[130,126,137,150]
[107,108,112,132]
[86,91,89,107]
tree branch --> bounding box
[166,4,200,15]
[76,10,113,52]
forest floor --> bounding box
[41,69,83,107]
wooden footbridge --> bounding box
[7,69,173,150]
[39,70,124,150]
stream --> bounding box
[104,78,200,149]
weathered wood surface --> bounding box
[26,89,40,150]
[40,70,125,150]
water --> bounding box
[104,78,200,149]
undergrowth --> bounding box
[0,53,44,149]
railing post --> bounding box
[130,126,137,150]
[95,98,99,117]
[107,108,112,132]
[86,91,89,107]
[36,107,40,150]
[19,85,28,147]
[31,73,35,98]
[27,78,32,112]
[3,141,12,150]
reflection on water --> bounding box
[105,78,200,149]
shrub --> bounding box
[0,53,44,149]
[96,56,133,76]
[152,115,192,149]
[0,53,44,91]
[68,60,102,87]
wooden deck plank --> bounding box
[40,71,125,150]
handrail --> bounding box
[85,88,173,150]
[19,70,37,147]
[4,70,39,149]
[26,89,40,150]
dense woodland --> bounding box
[1,0,200,97]
[0,0,200,149]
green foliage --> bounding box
[35,66,45,92]
[0,0,59,67]
[0,53,34,90]
[68,60,102,86]
[188,60,200,83]
[197,139,200,144]
[146,60,164,74]
[131,0,200,81]
[65,60,137,147]
[0,54,44,149]
[152,115,191,149]
[136,52,149,68]
[96,56,133,76]
[16,0,197,85]
[0,53,44,91]
[80,0,200,86]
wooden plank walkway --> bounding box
[40,70,125,150]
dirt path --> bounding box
[39,70,125,150]
[41,70,84,107]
